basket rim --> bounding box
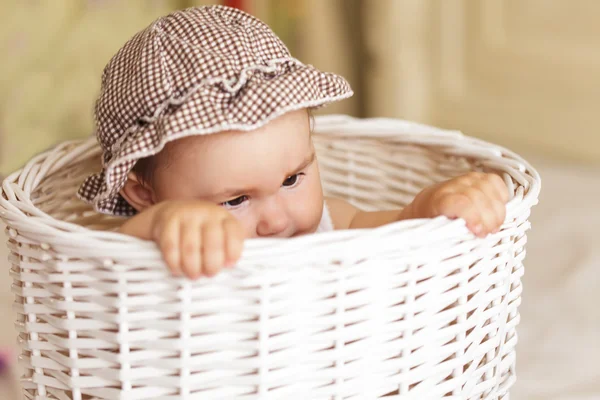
[0,115,541,266]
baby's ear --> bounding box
[120,172,156,212]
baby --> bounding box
[79,6,508,279]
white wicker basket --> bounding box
[0,115,540,400]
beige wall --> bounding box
[361,0,600,163]
[300,0,600,164]
[299,0,361,117]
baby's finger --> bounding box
[457,201,485,236]
[223,218,245,267]
[479,174,510,204]
[435,193,483,235]
[465,187,497,236]
[158,218,182,277]
[202,221,226,277]
[434,191,470,219]
[180,221,202,280]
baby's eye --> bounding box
[282,173,304,188]
[221,195,248,209]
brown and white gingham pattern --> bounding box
[78,5,353,215]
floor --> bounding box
[0,155,598,399]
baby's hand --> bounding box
[406,172,509,237]
[149,201,245,279]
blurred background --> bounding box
[0,1,598,399]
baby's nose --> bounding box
[256,202,290,238]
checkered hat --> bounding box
[78,5,353,216]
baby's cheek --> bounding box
[296,189,324,234]
[241,219,258,238]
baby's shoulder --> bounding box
[324,197,358,230]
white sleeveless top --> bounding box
[316,202,335,233]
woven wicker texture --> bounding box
[0,116,540,400]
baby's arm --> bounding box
[327,172,509,237]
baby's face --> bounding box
[150,109,324,238]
